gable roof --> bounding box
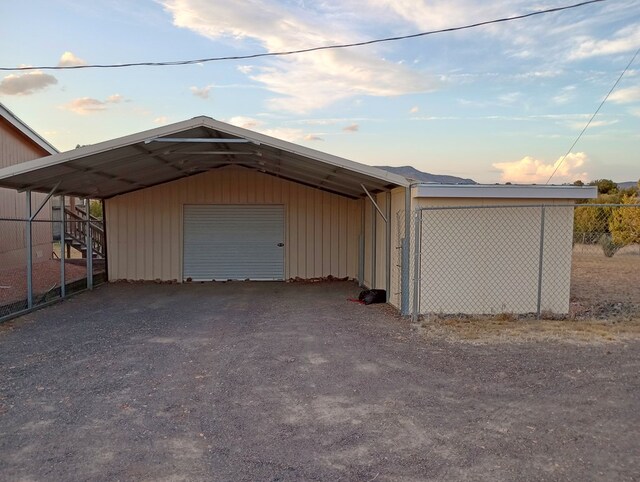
[0,103,58,155]
[0,116,408,199]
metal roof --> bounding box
[0,103,58,155]
[0,116,408,199]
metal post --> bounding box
[26,191,33,309]
[359,200,365,287]
[536,205,546,318]
[411,209,422,322]
[401,186,412,316]
[372,200,377,288]
[85,198,93,290]
[60,195,66,298]
[385,192,391,302]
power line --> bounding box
[545,46,640,184]
[0,0,605,72]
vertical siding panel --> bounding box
[281,178,290,278]
[306,187,315,277]
[314,189,323,277]
[289,182,298,278]
[322,192,331,276]
[338,199,347,278]
[330,195,340,276]
[297,184,306,278]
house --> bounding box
[0,103,58,269]
[0,116,597,316]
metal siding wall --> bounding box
[388,187,406,309]
[105,167,361,281]
[0,119,52,269]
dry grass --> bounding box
[418,244,640,344]
[418,315,640,344]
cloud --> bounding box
[566,119,618,130]
[58,51,87,67]
[61,93,124,115]
[569,24,640,60]
[609,86,640,104]
[162,0,437,112]
[237,65,253,74]
[190,85,212,99]
[227,115,322,142]
[552,85,576,105]
[228,116,262,129]
[154,116,169,125]
[493,152,588,184]
[0,71,58,95]
[409,106,419,114]
[343,124,359,132]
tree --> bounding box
[609,194,640,246]
[573,180,584,186]
[574,203,613,244]
[589,179,617,195]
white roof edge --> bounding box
[0,103,58,155]
[413,183,598,199]
[0,115,409,187]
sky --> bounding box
[1,0,639,184]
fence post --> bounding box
[412,209,422,322]
[26,191,33,309]
[536,205,546,318]
[85,198,93,290]
[400,236,409,315]
[60,195,66,298]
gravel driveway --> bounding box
[1,281,638,481]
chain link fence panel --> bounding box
[407,203,640,319]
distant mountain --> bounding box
[617,181,638,190]
[376,165,476,184]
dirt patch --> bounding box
[571,245,640,306]
[0,260,88,305]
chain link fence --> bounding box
[0,217,106,322]
[402,203,640,319]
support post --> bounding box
[60,195,66,298]
[536,205,546,318]
[385,192,391,302]
[85,198,93,290]
[371,200,377,288]
[411,209,422,322]
[400,186,412,315]
[359,200,365,287]
[26,191,33,309]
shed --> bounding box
[0,103,58,269]
[0,116,597,316]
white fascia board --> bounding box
[413,183,598,199]
[0,103,58,154]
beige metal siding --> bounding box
[388,187,407,309]
[105,167,362,281]
[412,197,575,314]
[0,117,52,269]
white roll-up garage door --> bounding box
[183,205,285,281]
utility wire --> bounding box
[545,46,640,184]
[0,0,605,71]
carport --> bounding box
[0,116,410,307]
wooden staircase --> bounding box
[64,206,105,259]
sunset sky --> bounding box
[1,0,639,184]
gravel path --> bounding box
[1,281,638,481]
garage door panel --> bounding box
[184,205,284,280]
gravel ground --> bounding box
[1,281,639,481]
